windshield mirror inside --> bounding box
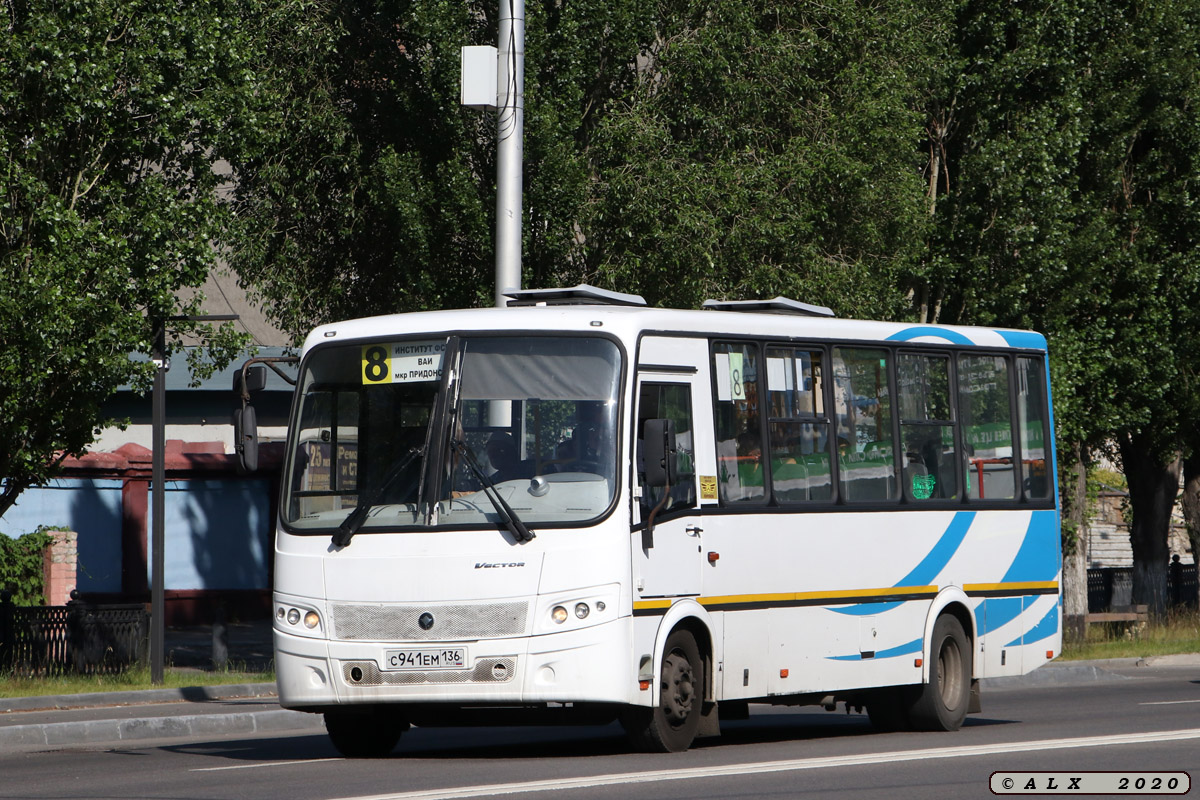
[283,336,621,533]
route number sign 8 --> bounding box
[362,345,392,384]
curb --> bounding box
[0,707,324,748]
[0,683,278,713]
[981,663,1130,689]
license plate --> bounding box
[383,647,468,671]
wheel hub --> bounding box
[661,651,695,725]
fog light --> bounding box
[551,606,568,624]
[574,602,590,619]
[287,608,300,625]
[304,611,320,629]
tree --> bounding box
[0,0,253,517]
[579,0,945,312]
[224,0,656,338]
[915,0,1103,619]
[1077,0,1200,616]
[921,0,1200,618]
[228,0,949,332]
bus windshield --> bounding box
[283,335,621,535]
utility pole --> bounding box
[494,0,525,308]
[149,314,237,685]
[150,321,166,685]
[461,0,525,308]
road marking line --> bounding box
[325,728,1200,800]
[1139,699,1200,705]
[192,757,343,772]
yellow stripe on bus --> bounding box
[633,585,938,612]
[963,581,1059,594]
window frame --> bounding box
[698,335,1054,514]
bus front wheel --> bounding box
[622,629,703,752]
[907,614,970,731]
[324,708,409,758]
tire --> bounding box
[621,629,703,752]
[324,709,408,758]
[907,614,971,731]
[866,689,912,732]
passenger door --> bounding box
[632,338,709,600]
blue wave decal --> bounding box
[828,637,924,661]
[829,511,975,616]
[977,597,1023,636]
[996,330,1047,350]
[974,515,1059,637]
[886,326,975,346]
[1005,598,1060,648]
[1001,511,1060,584]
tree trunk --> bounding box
[1180,455,1200,607]
[1119,434,1181,619]
[1060,442,1089,640]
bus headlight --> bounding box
[574,602,590,619]
[551,606,569,624]
[274,599,325,638]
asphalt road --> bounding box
[2,659,1199,800]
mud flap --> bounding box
[968,678,982,714]
[697,701,721,738]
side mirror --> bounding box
[235,364,267,395]
[233,362,269,473]
[643,418,677,488]
[233,404,259,473]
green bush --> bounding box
[0,527,57,606]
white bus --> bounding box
[237,285,1060,756]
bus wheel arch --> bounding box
[922,591,976,683]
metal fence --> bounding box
[1087,566,1198,613]
[0,596,149,675]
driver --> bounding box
[486,432,533,483]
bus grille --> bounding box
[341,658,517,685]
[330,602,528,641]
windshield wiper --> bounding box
[452,439,535,543]
[332,446,422,548]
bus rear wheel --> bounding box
[621,629,703,752]
[907,614,970,731]
[324,708,409,758]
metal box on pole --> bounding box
[460,46,498,109]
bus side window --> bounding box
[712,343,766,504]
[833,347,897,502]
[1018,356,1052,500]
[765,346,831,502]
[897,353,958,501]
[637,383,697,519]
[958,354,1016,501]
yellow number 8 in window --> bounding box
[361,344,392,384]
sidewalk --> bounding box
[0,619,326,748]
[4,648,1198,750]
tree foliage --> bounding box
[0,0,252,517]
[228,0,948,334]
[922,0,1200,614]
[582,0,945,312]
[0,527,54,606]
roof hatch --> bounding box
[701,297,835,318]
[504,284,648,307]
